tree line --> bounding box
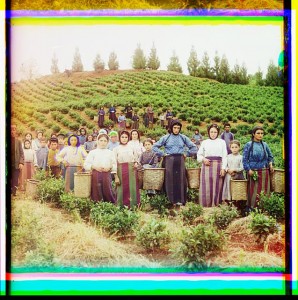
[49,44,284,87]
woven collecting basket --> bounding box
[186,168,200,189]
[230,179,248,201]
[271,169,285,193]
[138,169,144,189]
[94,116,99,122]
[143,168,165,190]
[26,179,40,199]
[74,171,92,198]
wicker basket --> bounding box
[271,169,285,193]
[94,116,99,122]
[143,168,165,190]
[230,179,248,201]
[138,169,144,189]
[186,168,200,189]
[26,179,40,199]
[74,171,92,198]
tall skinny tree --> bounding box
[93,53,105,72]
[211,51,220,80]
[147,44,160,70]
[132,44,146,70]
[167,51,182,73]
[108,51,119,70]
[50,53,60,74]
[200,51,212,79]
[218,54,231,84]
[187,46,199,77]
[72,47,84,72]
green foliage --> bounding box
[258,192,285,221]
[24,243,55,267]
[186,189,199,203]
[180,202,203,225]
[36,177,65,205]
[209,203,239,230]
[172,223,225,269]
[136,218,170,252]
[90,202,139,237]
[72,47,84,72]
[145,193,172,216]
[59,193,95,219]
[249,209,277,242]
[132,44,147,70]
[33,169,47,181]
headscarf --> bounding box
[207,123,220,139]
[168,119,182,135]
[67,134,80,147]
[118,130,130,145]
[251,126,265,139]
[130,129,140,140]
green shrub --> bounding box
[136,218,171,252]
[172,223,225,269]
[90,202,139,237]
[249,209,277,243]
[209,203,239,230]
[36,177,64,205]
[59,193,95,219]
[186,189,199,203]
[258,192,285,221]
[147,194,172,216]
[33,169,47,181]
[180,202,203,225]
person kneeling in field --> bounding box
[84,133,117,203]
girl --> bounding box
[20,139,38,191]
[118,112,126,130]
[56,134,88,192]
[113,130,140,209]
[139,138,159,195]
[33,130,43,150]
[78,128,87,145]
[242,126,274,209]
[197,123,228,207]
[127,129,145,161]
[84,133,117,203]
[222,140,245,202]
[23,132,38,152]
[84,134,96,153]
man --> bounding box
[11,124,24,196]
[220,123,234,154]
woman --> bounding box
[197,123,227,207]
[113,130,140,209]
[56,134,88,192]
[98,106,105,128]
[152,119,197,207]
[127,129,145,161]
[242,126,274,209]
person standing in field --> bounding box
[11,124,24,196]
[84,134,96,153]
[47,137,61,178]
[165,109,173,129]
[33,130,44,150]
[98,106,105,128]
[113,130,140,209]
[242,126,274,210]
[220,123,234,154]
[118,112,126,130]
[124,103,133,119]
[131,112,140,130]
[84,133,117,203]
[36,137,49,171]
[197,123,227,207]
[222,140,245,202]
[108,104,117,124]
[56,134,88,192]
[78,127,87,145]
[192,129,203,147]
[107,130,119,151]
[127,129,145,162]
[23,132,38,152]
[152,119,197,207]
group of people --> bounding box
[97,104,176,131]
[10,119,274,211]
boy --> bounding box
[107,130,119,151]
[57,133,66,151]
[47,137,61,178]
[36,137,48,170]
[220,123,234,154]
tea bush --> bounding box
[209,203,239,230]
[249,209,277,243]
[172,223,225,269]
[186,189,199,203]
[36,177,64,205]
[258,192,285,221]
[90,202,139,237]
[136,218,171,252]
[146,193,172,216]
[180,202,203,225]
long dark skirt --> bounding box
[247,168,271,208]
[91,170,115,203]
[98,115,105,128]
[109,112,117,123]
[199,156,224,207]
[65,166,82,192]
[163,154,187,205]
[116,162,140,209]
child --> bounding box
[113,130,140,208]
[127,129,145,162]
[220,123,235,154]
[107,130,119,151]
[139,138,159,195]
[47,137,61,178]
[78,127,87,145]
[23,132,38,152]
[56,134,88,192]
[84,134,96,153]
[36,137,49,171]
[131,112,140,130]
[20,140,38,191]
[57,133,66,151]
[222,140,245,202]
[84,133,117,203]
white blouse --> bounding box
[23,148,38,166]
[197,138,228,169]
[127,140,145,160]
[84,148,117,173]
[113,144,138,164]
[56,146,87,166]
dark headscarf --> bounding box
[251,126,265,139]
[248,126,266,161]
[67,134,80,147]
[207,123,220,139]
[130,129,140,140]
[119,130,130,145]
[168,119,182,135]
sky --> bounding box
[10,23,283,81]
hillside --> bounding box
[10,70,284,165]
